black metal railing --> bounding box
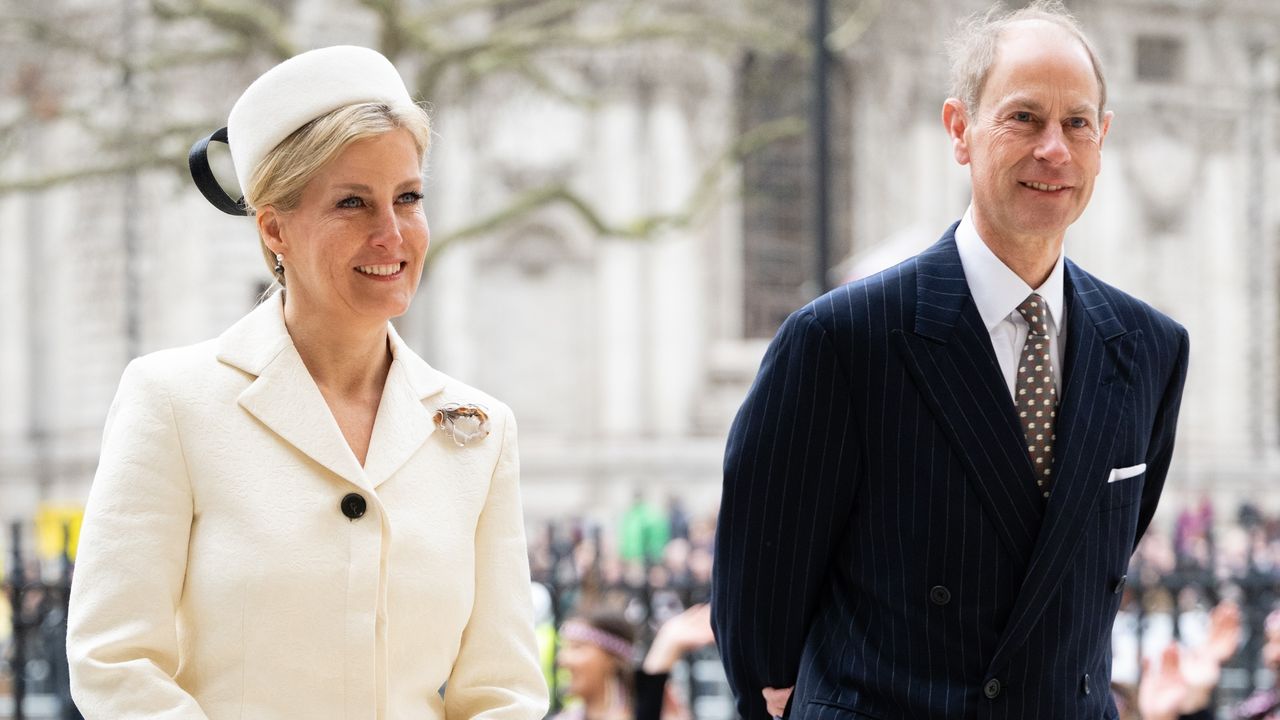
[1124,549,1280,713]
[3,522,80,720]
[5,515,1277,720]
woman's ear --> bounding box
[257,206,286,255]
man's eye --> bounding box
[1067,117,1089,129]
[1013,112,1033,122]
[337,196,364,208]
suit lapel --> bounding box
[362,324,446,488]
[987,261,1139,673]
[892,229,1044,570]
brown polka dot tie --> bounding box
[1015,293,1056,499]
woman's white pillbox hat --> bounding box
[226,45,416,195]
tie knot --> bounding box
[1017,294,1051,337]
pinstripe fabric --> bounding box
[711,223,1190,720]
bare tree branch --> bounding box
[3,0,817,271]
[426,115,806,264]
[151,0,296,60]
[141,43,253,72]
[356,0,407,60]
[398,1,802,99]
[828,0,882,52]
[1,14,126,70]
[0,113,215,193]
[0,153,185,194]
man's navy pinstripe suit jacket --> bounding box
[711,225,1191,720]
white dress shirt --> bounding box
[954,206,1067,400]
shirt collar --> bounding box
[954,205,1065,333]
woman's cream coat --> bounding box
[67,293,549,719]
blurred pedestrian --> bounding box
[1134,600,1241,720]
[1235,609,1280,720]
[554,604,715,720]
[667,496,690,542]
[67,45,546,718]
[621,492,670,565]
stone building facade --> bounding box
[1,0,1277,533]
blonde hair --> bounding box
[946,0,1107,119]
[245,101,432,285]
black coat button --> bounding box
[1082,673,1091,695]
[983,678,1001,699]
[1113,574,1127,594]
[341,493,367,520]
[929,585,952,605]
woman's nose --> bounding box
[368,208,404,250]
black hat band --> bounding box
[188,127,249,217]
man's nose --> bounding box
[1033,123,1071,165]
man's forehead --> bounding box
[990,92,1098,116]
[984,21,1102,106]
[994,21,1095,66]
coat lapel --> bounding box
[215,293,448,491]
[986,261,1139,674]
[362,323,447,489]
[217,295,369,489]
[891,229,1044,570]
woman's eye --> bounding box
[337,196,364,209]
[398,191,424,204]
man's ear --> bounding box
[942,98,972,166]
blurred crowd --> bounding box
[527,496,1280,719]
[526,495,723,718]
[1107,499,1280,719]
[4,496,1280,720]
[1110,598,1280,720]
[1133,499,1280,580]
[528,495,717,632]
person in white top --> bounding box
[66,45,548,719]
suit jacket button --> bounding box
[929,585,952,605]
[983,678,1001,699]
[1082,673,1091,695]
[1113,575,1127,594]
[341,493,367,520]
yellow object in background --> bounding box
[0,595,10,643]
[35,504,84,561]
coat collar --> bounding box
[985,259,1140,674]
[896,226,1142,674]
[216,291,447,490]
[894,226,1048,569]
[909,225,1128,346]
[954,205,1066,338]
[895,226,1137,585]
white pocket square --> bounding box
[1107,463,1147,483]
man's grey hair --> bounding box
[946,0,1107,118]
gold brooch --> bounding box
[433,404,491,447]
